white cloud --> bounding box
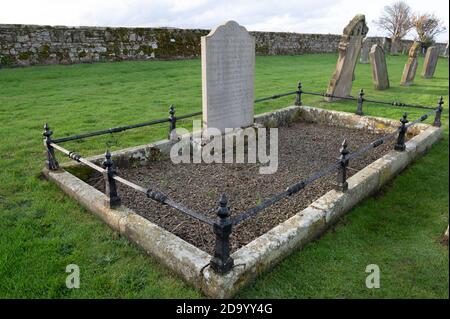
[0,0,448,42]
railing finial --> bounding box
[102,150,121,208]
[336,139,349,192]
[356,88,364,115]
[211,193,234,274]
[295,81,302,106]
[43,123,59,170]
[433,96,444,127]
[394,113,409,151]
[168,104,177,140]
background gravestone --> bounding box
[421,46,439,78]
[201,21,255,132]
[369,44,389,90]
[325,14,368,101]
[360,38,370,63]
[400,41,420,86]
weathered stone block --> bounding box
[400,42,420,86]
[326,15,368,101]
[201,21,255,132]
[360,38,370,63]
[421,46,439,78]
[369,44,390,90]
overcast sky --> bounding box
[0,0,448,42]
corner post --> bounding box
[295,81,302,106]
[336,139,349,192]
[168,104,177,140]
[102,150,121,208]
[210,194,234,274]
[356,88,364,115]
[433,96,444,127]
[43,123,59,170]
[394,113,409,151]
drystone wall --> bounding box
[0,24,446,67]
[0,24,338,67]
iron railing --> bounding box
[52,106,202,144]
[254,81,443,118]
[43,84,445,275]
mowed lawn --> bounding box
[0,53,448,298]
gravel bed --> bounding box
[87,121,395,254]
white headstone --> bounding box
[201,21,255,132]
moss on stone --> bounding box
[256,45,269,55]
[135,28,146,37]
[37,44,51,61]
[0,54,14,65]
[18,51,32,60]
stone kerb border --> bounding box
[44,105,442,298]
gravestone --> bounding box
[421,46,439,78]
[400,41,420,86]
[369,44,389,90]
[326,15,368,101]
[390,39,399,55]
[381,37,389,52]
[444,42,449,57]
[360,38,370,63]
[201,20,255,132]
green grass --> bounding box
[0,53,448,298]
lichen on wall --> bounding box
[1,24,446,67]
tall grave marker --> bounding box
[421,46,439,78]
[369,44,390,90]
[360,38,370,63]
[326,15,368,101]
[400,41,420,86]
[201,21,255,132]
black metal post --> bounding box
[394,113,409,151]
[102,150,121,208]
[43,123,59,170]
[210,194,234,274]
[168,104,177,140]
[336,139,349,192]
[433,96,444,127]
[356,88,364,115]
[295,81,302,106]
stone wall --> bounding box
[0,24,340,67]
[0,24,446,67]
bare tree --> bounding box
[412,13,446,49]
[374,1,414,54]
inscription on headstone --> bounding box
[369,44,390,90]
[201,20,255,132]
[400,41,420,86]
[421,46,439,78]
[326,14,368,101]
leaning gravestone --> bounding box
[360,38,370,63]
[421,46,439,78]
[326,14,368,101]
[201,20,255,132]
[369,44,389,90]
[400,41,420,86]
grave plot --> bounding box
[40,21,444,298]
[42,99,443,298]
